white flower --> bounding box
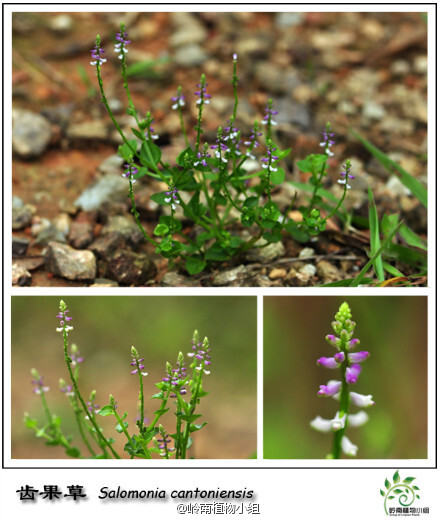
[349,392,375,408]
[341,436,358,456]
[347,411,369,427]
[331,412,347,431]
[310,416,332,432]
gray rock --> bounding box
[255,63,300,94]
[170,25,207,47]
[75,174,129,211]
[89,232,126,260]
[69,222,95,249]
[316,260,342,284]
[97,155,125,176]
[212,265,250,286]
[12,264,32,286]
[12,257,45,271]
[12,236,30,257]
[299,263,317,277]
[90,278,119,287]
[12,108,52,158]
[174,44,208,67]
[275,97,310,128]
[45,242,96,280]
[101,215,143,247]
[245,240,286,263]
[12,204,34,230]
[299,247,315,259]
[162,271,198,287]
[362,101,386,121]
[275,12,305,27]
[106,251,157,286]
[53,213,71,237]
[33,218,67,245]
[48,14,73,33]
[66,120,109,141]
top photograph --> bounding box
[11,11,428,288]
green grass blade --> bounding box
[320,278,373,287]
[352,131,427,208]
[399,224,427,251]
[368,187,385,282]
[382,262,406,278]
[349,220,404,287]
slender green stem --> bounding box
[137,370,145,436]
[62,330,120,459]
[327,182,348,221]
[38,391,54,431]
[147,389,171,431]
[128,181,159,247]
[69,395,96,456]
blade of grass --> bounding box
[352,131,427,208]
[349,220,404,287]
[368,187,385,282]
[399,224,427,250]
[321,278,373,287]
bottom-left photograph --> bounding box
[11,296,257,460]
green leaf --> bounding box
[189,422,208,432]
[25,417,38,429]
[393,471,401,484]
[382,262,406,279]
[270,167,285,184]
[385,244,427,269]
[381,213,399,237]
[98,405,115,416]
[205,243,229,261]
[393,488,403,494]
[154,223,170,236]
[388,495,395,500]
[403,477,416,485]
[399,224,427,251]
[154,408,169,416]
[159,215,182,233]
[117,139,138,162]
[185,257,206,275]
[65,447,81,458]
[385,478,391,490]
[352,130,427,208]
[131,127,146,141]
[296,154,327,176]
[380,489,385,497]
[115,421,129,433]
[273,146,291,161]
[150,392,164,399]
[368,187,385,282]
[151,192,169,205]
[350,220,404,287]
[413,486,420,491]
[140,141,161,168]
[177,146,194,167]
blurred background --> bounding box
[264,296,427,459]
[11,296,257,459]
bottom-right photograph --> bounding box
[263,296,427,460]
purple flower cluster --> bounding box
[261,145,279,172]
[162,353,187,398]
[122,163,138,183]
[114,29,130,59]
[145,121,159,141]
[157,425,175,456]
[164,186,180,210]
[32,374,49,395]
[310,302,374,457]
[194,150,211,167]
[90,44,107,66]
[56,301,73,335]
[188,334,212,375]
[319,124,335,156]
[243,129,262,160]
[261,101,278,127]
[195,81,211,106]
[171,91,186,110]
[337,160,355,190]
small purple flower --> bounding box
[145,121,159,141]
[261,144,279,172]
[319,123,335,156]
[90,44,107,66]
[318,380,342,397]
[194,150,211,167]
[130,347,148,377]
[261,100,278,127]
[210,139,229,164]
[317,356,340,369]
[122,163,138,184]
[171,90,186,110]
[164,186,180,210]
[60,383,74,396]
[233,52,238,61]
[114,27,131,59]
[337,160,355,190]
[334,352,345,364]
[348,351,370,364]
[32,375,49,395]
[86,401,100,415]
[188,333,212,375]
[56,300,73,335]
[195,77,211,106]
[348,338,360,350]
[157,426,175,456]
[345,363,362,384]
